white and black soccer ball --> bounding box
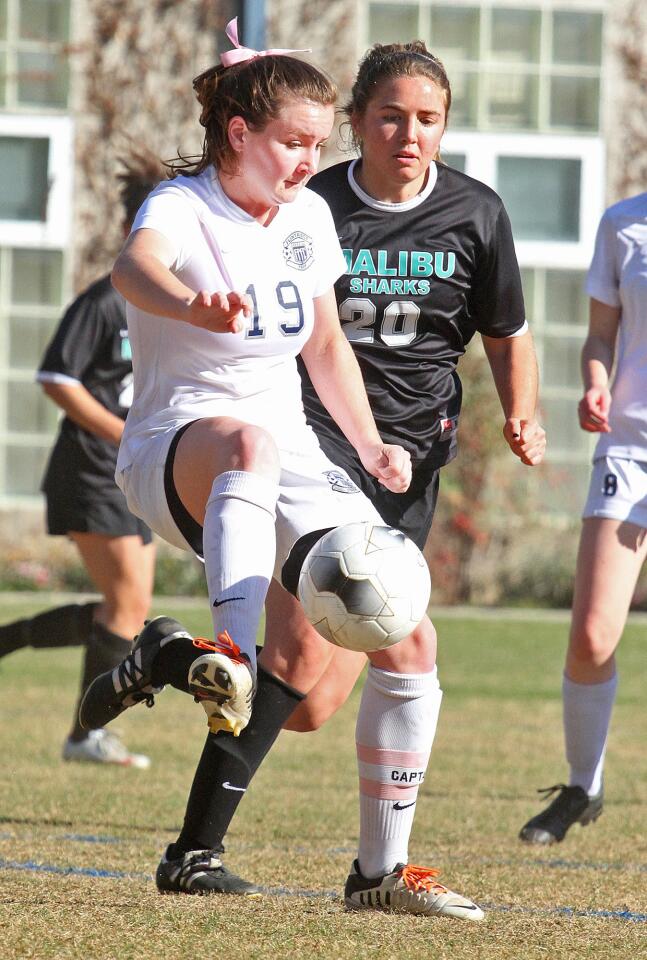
[298,522,431,653]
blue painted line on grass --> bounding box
[446,854,647,875]
[0,858,151,881]
[514,855,647,874]
[59,834,123,845]
[1,857,646,921]
[482,902,647,923]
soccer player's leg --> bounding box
[81,418,281,738]
[520,514,647,844]
[171,418,280,735]
[346,619,484,921]
[67,530,154,767]
[0,601,98,660]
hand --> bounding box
[578,387,612,433]
[186,290,252,334]
[503,418,546,466]
[359,443,412,493]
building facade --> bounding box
[0,0,645,531]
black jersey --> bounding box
[304,160,525,470]
[39,275,133,492]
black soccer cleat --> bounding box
[78,616,193,731]
[519,784,604,845]
[156,846,262,896]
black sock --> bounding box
[69,620,133,741]
[168,664,305,857]
[151,639,202,694]
[0,601,98,658]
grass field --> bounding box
[0,595,645,959]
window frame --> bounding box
[441,130,605,268]
[0,114,73,247]
[363,0,607,135]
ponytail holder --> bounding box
[220,17,311,68]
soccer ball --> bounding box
[298,522,431,653]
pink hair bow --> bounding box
[220,17,311,68]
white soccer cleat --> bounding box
[188,631,255,737]
[344,860,485,921]
[62,729,151,769]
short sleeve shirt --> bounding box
[304,160,526,469]
[585,192,647,461]
[38,275,132,486]
[118,169,347,471]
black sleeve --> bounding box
[470,202,526,338]
[38,290,106,381]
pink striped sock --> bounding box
[355,665,442,879]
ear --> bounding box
[228,116,248,154]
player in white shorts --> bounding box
[520,191,647,844]
[79,26,411,745]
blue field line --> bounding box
[495,855,647,874]
[482,902,647,923]
[59,834,123,844]
[0,858,151,881]
[1,857,646,922]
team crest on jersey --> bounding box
[283,231,314,271]
[324,470,359,494]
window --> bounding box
[521,266,595,513]
[369,2,420,43]
[0,115,73,247]
[441,131,604,267]
[0,0,70,109]
[441,151,465,172]
[0,135,49,220]
[0,114,71,502]
[0,247,64,499]
[366,1,605,133]
[497,156,581,242]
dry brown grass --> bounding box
[0,598,645,959]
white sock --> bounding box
[355,664,442,879]
[203,470,278,667]
[563,672,617,796]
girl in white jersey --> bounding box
[83,38,543,918]
[520,192,647,845]
[79,19,423,892]
[80,22,412,740]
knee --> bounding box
[102,581,151,628]
[371,614,437,673]
[283,691,349,732]
[568,616,618,669]
[231,424,280,479]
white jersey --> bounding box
[117,168,347,474]
[585,191,647,462]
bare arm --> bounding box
[578,298,621,433]
[300,289,411,492]
[112,228,252,333]
[41,381,124,445]
[481,329,546,466]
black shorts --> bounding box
[45,477,152,543]
[316,436,439,550]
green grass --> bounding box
[0,596,645,959]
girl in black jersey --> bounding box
[0,156,163,768]
[120,41,545,915]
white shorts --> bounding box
[582,456,647,528]
[116,426,383,580]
